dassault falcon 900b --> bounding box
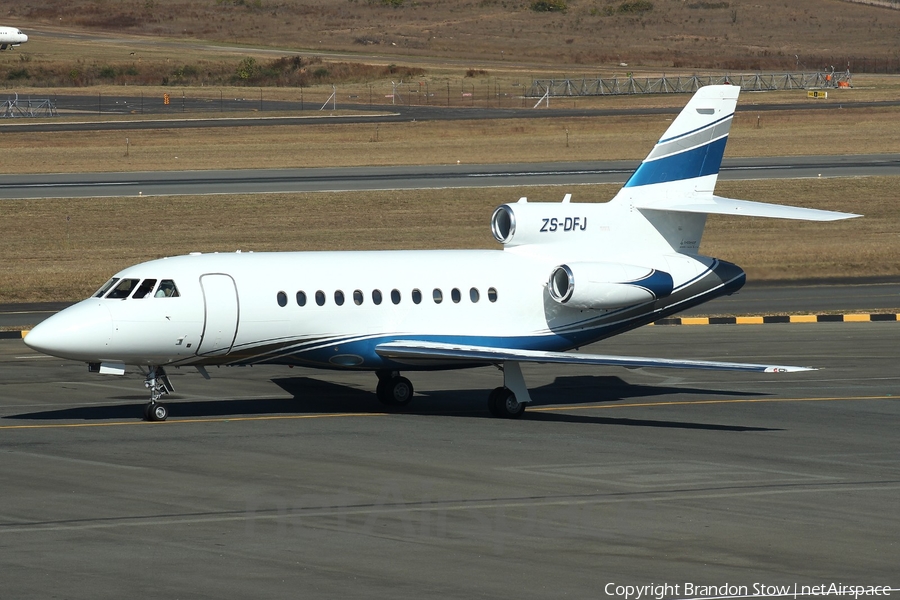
[24,85,859,421]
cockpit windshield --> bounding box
[132,279,158,299]
[106,278,140,299]
[95,277,180,299]
[93,277,120,298]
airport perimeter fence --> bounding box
[526,71,852,98]
[1,94,58,118]
[1,70,857,118]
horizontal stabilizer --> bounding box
[637,196,861,221]
[375,341,813,373]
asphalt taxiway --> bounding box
[2,155,899,199]
[1,322,897,597]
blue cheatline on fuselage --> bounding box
[198,261,745,371]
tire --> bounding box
[389,376,414,406]
[487,387,505,417]
[148,403,168,422]
[495,388,526,419]
[375,379,393,405]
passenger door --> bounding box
[196,274,239,356]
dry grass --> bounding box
[1,177,896,304]
[3,105,900,174]
[8,0,900,71]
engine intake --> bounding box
[548,262,674,309]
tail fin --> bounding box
[610,85,859,254]
[616,84,739,197]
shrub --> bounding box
[530,0,567,12]
[619,1,653,13]
[6,68,30,80]
[235,57,258,80]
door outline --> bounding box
[196,273,239,356]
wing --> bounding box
[374,340,813,373]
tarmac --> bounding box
[2,321,897,598]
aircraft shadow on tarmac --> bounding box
[5,375,779,432]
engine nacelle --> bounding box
[548,262,674,309]
[491,200,596,247]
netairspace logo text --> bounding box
[603,582,897,600]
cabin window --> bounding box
[334,290,345,306]
[107,278,140,299]
[372,289,383,305]
[315,290,326,306]
[488,287,498,302]
[296,291,307,306]
[470,287,480,303]
[93,278,120,298]
[155,280,180,298]
[411,289,422,304]
[433,288,443,304]
[133,279,158,299]
[277,291,288,307]
[391,289,401,305]
[353,290,364,305]
[451,288,461,303]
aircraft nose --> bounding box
[24,301,113,361]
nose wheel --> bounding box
[144,402,169,422]
[143,366,174,421]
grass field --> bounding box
[1,177,895,305]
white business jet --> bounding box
[0,26,28,50]
[24,85,858,421]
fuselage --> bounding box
[0,26,28,49]
[24,247,744,371]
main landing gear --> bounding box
[143,366,174,422]
[487,386,526,418]
[374,362,532,418]
[375,370,414,406]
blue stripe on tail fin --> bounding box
[622,85,739,189]
[624,135,728,188]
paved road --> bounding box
[4,95,900,132]
[1,323,897,597]
[2,154,898,199]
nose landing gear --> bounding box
[143,366,174,421]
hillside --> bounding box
[6,0,900,72]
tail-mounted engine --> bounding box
[548,262,674,309]
[491,198,596,248]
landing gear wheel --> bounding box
[488,387,526,419]
[376,375,414,406]
[376,379,392,405]
[142,366,174,420]
[146,403,168,422]
[487,387,505,417]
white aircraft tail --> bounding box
[609,84,858,253]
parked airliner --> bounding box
[0,26,28,50]
[24,85,858,421]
